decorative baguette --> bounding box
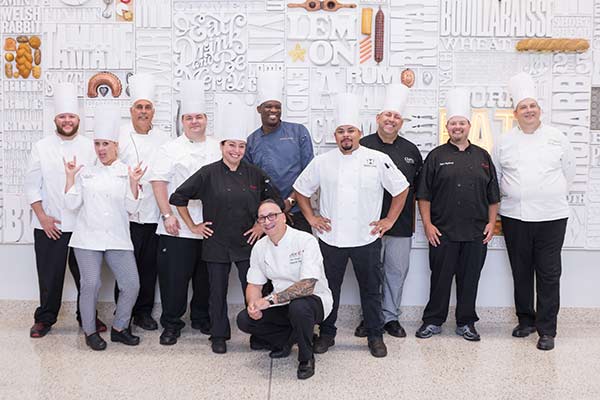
[516,38,589,52]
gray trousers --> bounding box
[381,236,412,324]
[74,248,140,335]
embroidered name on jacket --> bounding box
[289,249,304,264]
[439,161,454,166]
[364,158,376,167]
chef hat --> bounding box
[380,83,410,116]
[129,73,156,105]
[336,93,361,130]
[217,97,248,142]
[54,82,79,116]
[256,70,284,106]
[509,72,537,109]
[180,80,206,116]
[93,105,121,142]
[446,87,471,121]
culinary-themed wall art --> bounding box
[0,0,599,251]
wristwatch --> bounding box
[286,197,296,207]
[161,213,172,221]
[266,293,276,305]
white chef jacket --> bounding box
[492,123,575,222]
[118,122,170,224]
[247,227,333,318]
[148,135,222,239]
[293,145,409,248]
[65,160,139,251]
[24,133,97,232]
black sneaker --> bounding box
[30,322,52,338]
[313,335,335,354]
[415,323,442,339]
[455,324,481,341]
[111,327,140,346]
[537,335,555,351]
[354,320,367,338]
[297,357,315,380]
[367,337,388,358]
[269,343,292,359]
[85,332,107,351]
[132,315,158,331]
[384,321,407,338]
[211,338,227,354]
[159,328,180,346]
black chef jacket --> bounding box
[170,160,283,263]
[360,133,423,237]
[416,141,500,242]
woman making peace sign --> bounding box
[64,106,146,351]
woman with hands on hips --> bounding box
[64,105,146,351]
[169,125,283,355]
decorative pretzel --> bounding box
[287,0,356,12]
[516,38,589,53]
[87,71,123,98]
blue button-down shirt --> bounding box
[244,121,314,210]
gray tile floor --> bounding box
[1,301,600,400]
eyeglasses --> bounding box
[257,212,283,223]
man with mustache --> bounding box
[355,83,423,339]
[294,93,409,358]
[415,88,500,342]
[493,72,575,351]
[117,73,170,331]
[25,82,105,338]
[244,70,314,233]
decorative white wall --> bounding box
[1,0,599,305]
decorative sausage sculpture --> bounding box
[374,7,384,64]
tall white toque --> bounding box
[336,92,361,129]
[93,105,121,142]
[180,80,206,116]
[509,72,537,109]
[446,87,471,121]
[380,83,410,116]
[256,70,284,106]
[129,73,156,105]
[54,82,79,116]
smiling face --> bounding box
[181,113,207,138]
[94,139,118,165]
[376,110,403,137]
[257,201,286,238]
[513,98,541,131]
[257,100,282,130]
[446,116,471,145]
[130,99,155,133]
[221,140,246,167]
[334,125,361,154]
[54,113,80,138]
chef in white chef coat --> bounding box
[293,93,409,358]
[117,73,170,331]
[492,72,575,351]
[24,82,105,338]
[149,80,221,346]
[64,105,145,351]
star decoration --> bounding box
[288,43,306,62]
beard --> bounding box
[56,122,79,137]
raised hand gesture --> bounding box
[128,162,147,184]
[63,156,83,178]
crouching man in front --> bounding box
[237,199,333,380]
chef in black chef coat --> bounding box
[169,116,283,355]
[415,88,500,342]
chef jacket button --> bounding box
[457,184,461,187]
[457,201,461,205]
[227,188,231,191]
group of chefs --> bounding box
[24,69,574,380]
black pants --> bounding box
[501,216,567,337]
[33,229,82,324]
[287,211,312,234]
[422,238,487,327]
[157,235,210,331]
[237,295,324,362]
[318,239,383,339]
[206,260,250,340]
[114,222,159,317]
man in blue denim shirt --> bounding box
[244,70,314,233]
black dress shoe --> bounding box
[30,322,52,338]
[269,343,292,359]
[250,335,271,351]
[211,338,227,354]
[456,324,481,341]
[133,315,158,331]
[85,333,107,351]
[512,324,536,338]
[313,335,335,354]
[354,320,367,338]
[384,321,407,338]
[297,357,315,380]
[191,320,211,335]
[368,337,388,358]
[111,327,140,346]
[159,329,180,346]
[537,335,555,351]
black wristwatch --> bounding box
[266,294,276,305]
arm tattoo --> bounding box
[275,278,317,303]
